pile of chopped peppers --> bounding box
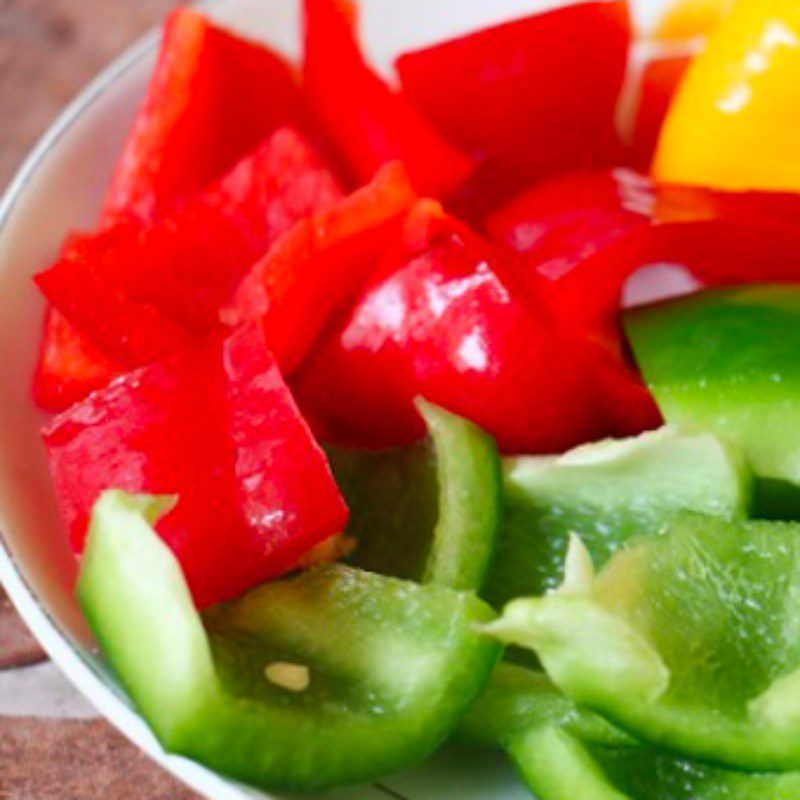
[30,0,800,795]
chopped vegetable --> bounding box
[33,308,122,411]
[626,285,800,489]
[510,726,800,800]
[487,512,800,770]
[303,0,473,196]
[654,0,800,191]
[454,663,633,751]
[36,128,342,370]
[44,324,347,607]
[231,160,416,374]
[295,201,621,454]
[102,8,305,226]
[28,1,800,795]
[397,2,630,209]
[460,663,800,799]
[488,169,800,357]
[78,490,500,790]
[483,425,751,610]
[329,400,501,591]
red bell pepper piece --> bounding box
[487,168,653,259]
[293,202,621,454]
[396,1,631,212]
[302,0,473,197]
[44,324,348,608]
[628,52,693,171]
[33,309,122,411]
[102,9,305,227]
[33,234,125,411]
[486,169,654,347]
[487,169,800,351]
[35,263,196,370]
[36,128,343,368]
[231,161,417,375]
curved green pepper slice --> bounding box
[486,513,800,771]
[625,285,800,503]
[510,726,800,800]
[483,425,751,609]
[328,400,502,591]
[458,659,800,800]
[78,490,500,791]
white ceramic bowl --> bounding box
[0,1,669,797]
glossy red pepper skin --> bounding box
[102,9,305,227]
[294,203,621,454]
[486,169,654,347]
[44,324,348,609]
[231,162,417,375]
[488,169,800,349]
[34,10,307,411]
[302,0,473,197]
[396,2,630,213]
[36,128,342,372]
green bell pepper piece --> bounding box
[78,490,500,792]
[625,285,800,490]
[510,726,629,800]
[486,513,800,771]
[457,662,800,800]
[510,726,800,800]
[483,425,751,609]
[329,400,502,591]
[454,663,635,751]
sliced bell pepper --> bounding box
[328,400,501,591]
[486,168,654,260]
[34,265,196,370]
[36,128,342,369]
[625,285,800,488]
[102,9,305,226]
[457,663,800,800]
[302,0,473,197]
[628,52,693,172]
[33,309,122,411]
[483,425,751,611]
[78,490,500,790]
[488,169,800,355]
[654,0,800,191]
[485,168,656,352]
[230,161,416,374]
[487,512,800,771]
[44,324,347,608]
[33,234,128,411]
[396,2,630,210]
[293,201,615,454]
[454,663,633,751]
[510,724,800,800]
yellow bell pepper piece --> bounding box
[654,0,800,191]
[654,0,734,41]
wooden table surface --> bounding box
[0,2,201,797]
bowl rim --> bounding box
[0,5,292,799]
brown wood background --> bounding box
[0,2,200,797]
